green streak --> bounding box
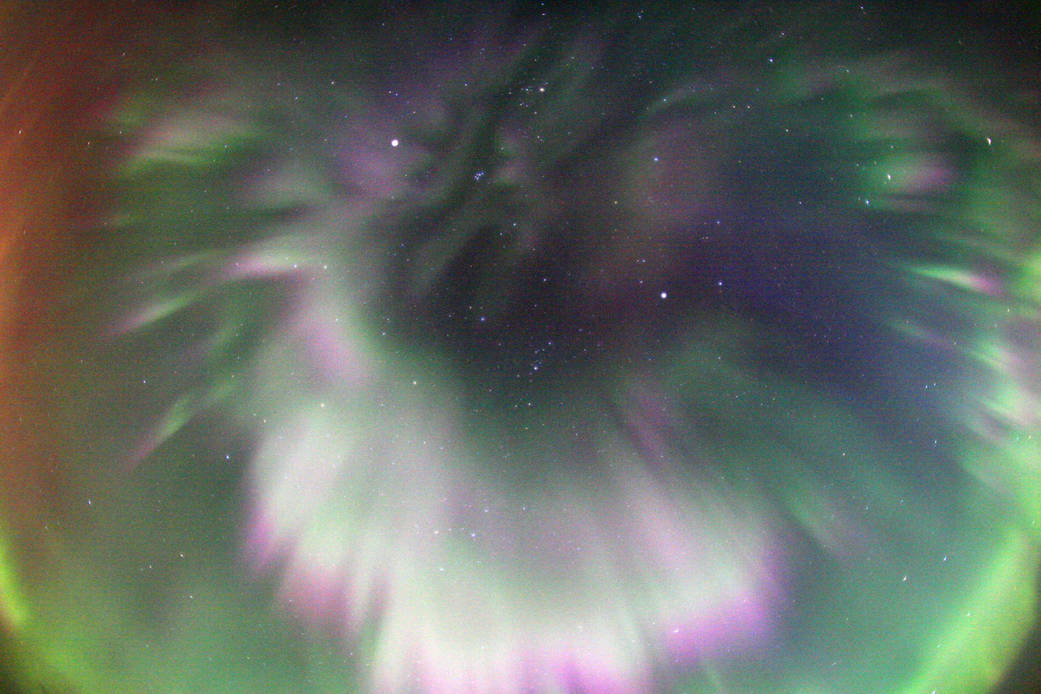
[0,514,29,630]
[899,531,1039,694]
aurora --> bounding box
[1,3,1039,694]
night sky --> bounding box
[1,2,1040,693]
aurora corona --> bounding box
[1,4,1039,694]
